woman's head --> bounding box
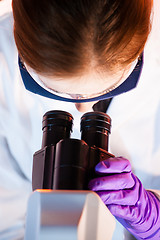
[12,0,153,111]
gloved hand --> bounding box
[88,157,160,240]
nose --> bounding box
[75,101,97,112]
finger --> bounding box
[95,179,140,205]
[88,172,135,191]
[107,204,138,222]
[95,157,132,174]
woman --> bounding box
[0,0,159,239]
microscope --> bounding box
[25,111,116,240]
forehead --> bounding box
[19,53,143,103]
[38,69,126,95]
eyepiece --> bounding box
[80,111,111,151]
[42,110,73,148]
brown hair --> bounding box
[12,0,153,77]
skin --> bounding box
[38,68,130,112]
[74,101,98,112]
[26,59,137,112]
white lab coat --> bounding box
[0,1,160,239]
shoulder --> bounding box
[0,12,19,110]
[149,0,160,41]
[0,12,16,59]
[0,12,18,84]
[0,12,14,40]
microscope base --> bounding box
[24,190,115,240]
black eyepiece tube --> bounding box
[80,111,111,151]
[33,110,112,191]
[42,110,73,148]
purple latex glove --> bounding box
[88,157,160,239]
